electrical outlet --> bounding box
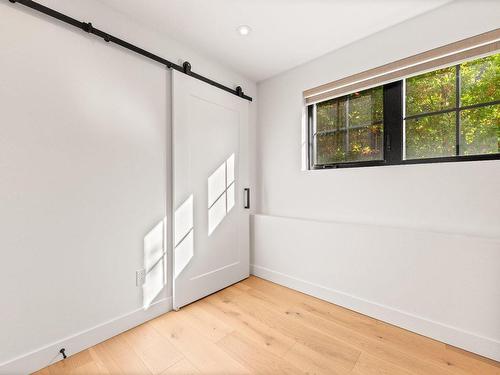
[136,268,146,286]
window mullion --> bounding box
[383,81,403,165]
[345,97,350,157]
[308,105,315,169]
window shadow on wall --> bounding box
[208,153,235,236]
[173,194,194,280]
[143,218,166,309]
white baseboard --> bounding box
[251,264,500,362]
[0,297,172,375]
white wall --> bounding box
[254,0,500,361]
[0,1,256,373]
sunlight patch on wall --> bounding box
[174,194,194,279]
[143,218,166,309]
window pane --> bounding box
[405,112,456,159]
[346,124,384,162]
[313,87,384,165]
[348,87,383,126]
[316,97,346,132]
[460,104,500,156]
[405,66,456,116]
[461,53,500,106]
[315,132,346,164]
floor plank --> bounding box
[33,276,500,375]
[46,350,94,375]
[282,341,352,375]
[351,352,414,375]
[122,322,184,374]
[199,295,296,357]
[175,300,235,343]
[217,331,304,374]
[160,359,200,375]
[94,334,152,374]
[150,309,250,374]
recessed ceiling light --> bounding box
[237,25,252,36]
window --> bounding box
[308,53,500,169]
[312,87,384,166]
[404,54,500,159]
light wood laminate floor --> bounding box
[33,276,500,374]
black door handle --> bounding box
[243,188,250,209]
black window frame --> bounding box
[308,61,500,170]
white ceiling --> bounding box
[97,0,451,82]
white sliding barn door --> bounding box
[172,70,250,309]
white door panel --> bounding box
[172,71,249,309]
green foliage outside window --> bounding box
[315,87,383,164]
[406,66,456,116]
[461,54,500,105]
[405,53,499,159]
[460,54,500,155]
[405,113,456,159]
